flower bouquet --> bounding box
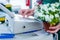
[34,2,60,31]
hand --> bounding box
[19,9,34,17]
[47,23,60,33]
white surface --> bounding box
[0,31,53,40]
[0,23,53,40]
[13,14,44,33]
[0,12,13,33]
[14,14,35,22]
[0,24,11,33]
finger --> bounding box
[27,10,34,17]
[23,10,29,17]
[27,13,32,17]
[19,9,25,15]
[27,12,34,17]
[49,26,57,29]
[19,9,28,17]
[24,9,32,17]
[23,9,34,17]
[47,29,59,33]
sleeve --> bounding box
[36,0,43,4]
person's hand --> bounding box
[19,9,34,17]
[47,23,60,33]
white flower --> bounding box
[48,7,56,12]
[40,14,45,17]
[51,3,59,7]
[35,12,41,17]
[51,4,56,7]
[55,14,59,17]
[50,15,54,19]
[45,15,52,22]
[37,13,42,16]
[43,5,48,10]
[55,3,60,7]
[45,9,49,13]
[40,9,44,13]
[49,7,53,10]
[51,8,56,12]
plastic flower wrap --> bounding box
[34,2,60,26]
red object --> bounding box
[26,0,30,6]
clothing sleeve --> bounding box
[36,0,43,4]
